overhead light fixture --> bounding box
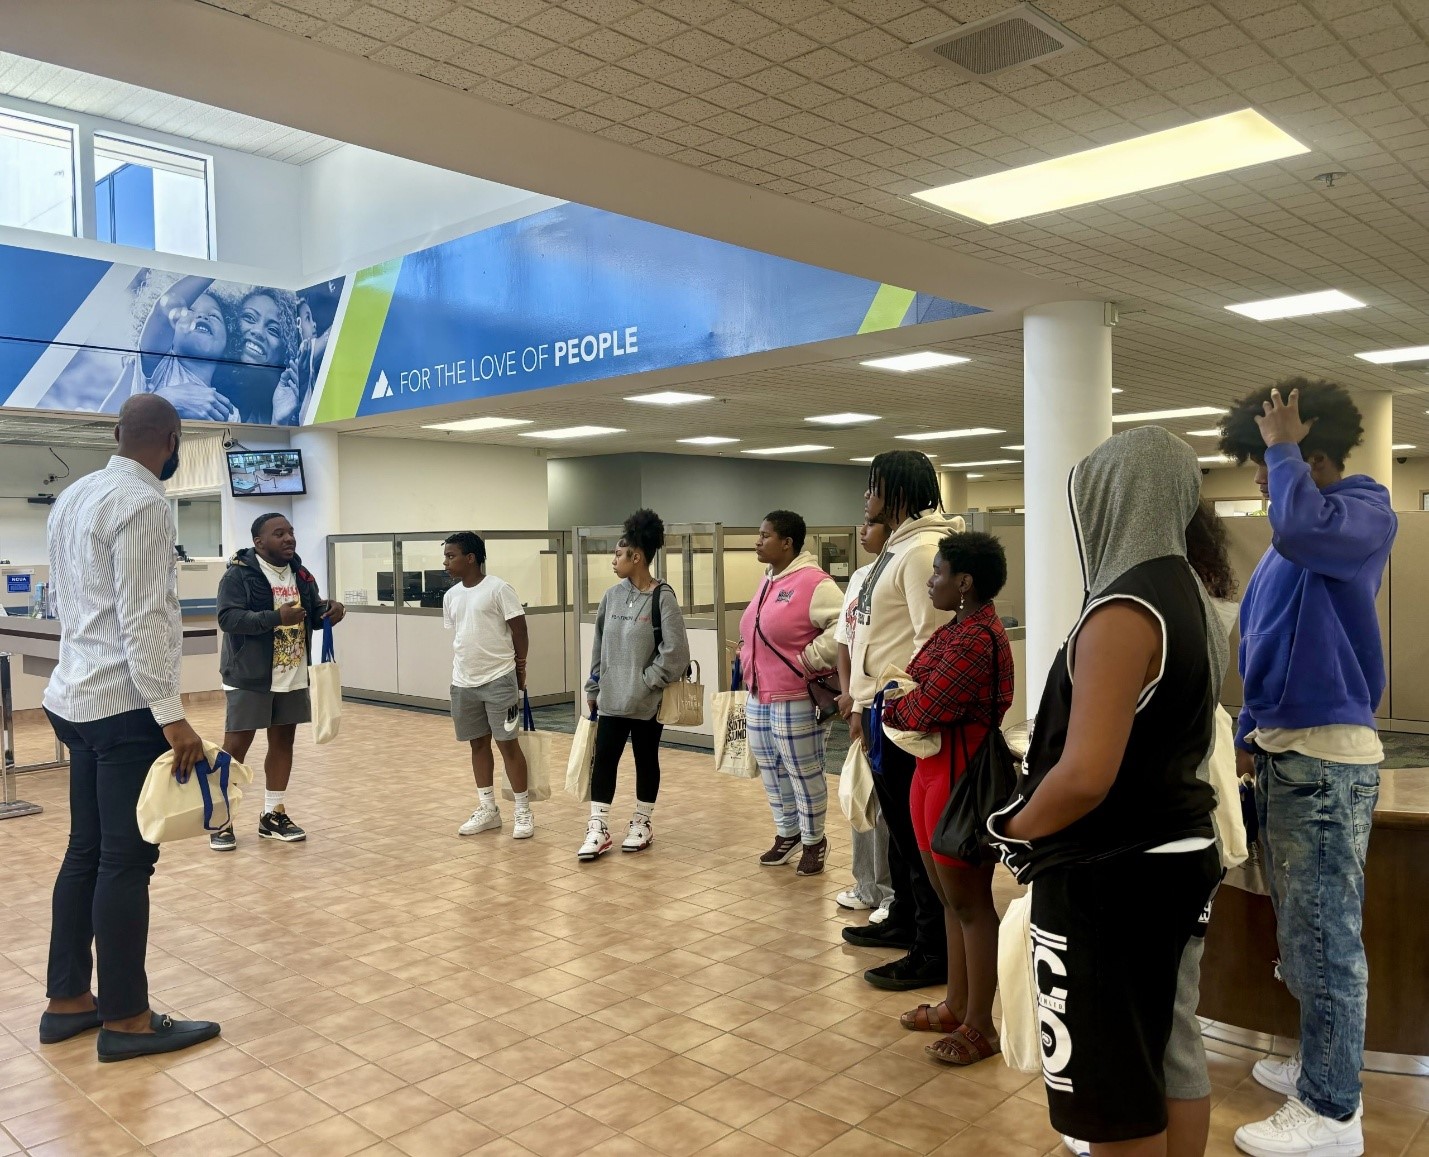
[743,444,832,456]
[912,109,1308,224]
[1225,289,1365,321]
[1184,429,1222,437]
[941,458,1019,468]
[678,435,740,446]
[966,473,985,479]
[806,412,881,425]
[1113,406,1228,423]
[1111,387,1123,394]
[1392,443,1416,450]
[896,426,1004,442]
[1001,444,1024,451]
[421,416,533,432]
[1199,455,1233,465]
[1356,345,1429,364]
[519,425,624,440]
[861,352,970,372]
[850,456,875,463]
[626,390,714,405]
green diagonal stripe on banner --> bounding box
[314,258,403,423]
[858,284,918,333]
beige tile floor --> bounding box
[0,701,1425,1157]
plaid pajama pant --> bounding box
[746,697,828,844]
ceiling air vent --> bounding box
[914,4,1087,80]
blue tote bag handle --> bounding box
[868,682,897,775]
[521,689,536,732]
[193,751,234,831]
[731,655,744,692]
[320,618,336,663]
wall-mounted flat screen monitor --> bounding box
[227,450,306,497]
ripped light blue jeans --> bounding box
[1255,751,1380,1121]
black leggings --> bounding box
[590,715,663,806]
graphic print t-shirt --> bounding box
[444,576,525,689]
[259,556,308,693]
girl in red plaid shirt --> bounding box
[883,531,1013,1066]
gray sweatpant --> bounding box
[850,805,893,908]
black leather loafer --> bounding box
[97,1013,220,1063]
[38,1008,103,1044]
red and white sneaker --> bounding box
[622,813,653,852]
[577,818,612,861]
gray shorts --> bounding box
[225,687,312,733]
[451,671,521,743]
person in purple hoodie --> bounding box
[1218,380,1397,1157]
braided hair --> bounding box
[867,450,941,521]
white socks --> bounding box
[590,801,611,824]
[478,786,495,809]
[635,800,656,820]
[513,791,530,812]
[265,790,285,814]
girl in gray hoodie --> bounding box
[579,509,690,861]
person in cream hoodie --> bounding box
[840,450,966,991]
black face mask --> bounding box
[159,448,181,482]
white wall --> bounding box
[337,437,547,533]
[299,144,560,279]
[0,445,113,565]
[0,92,303,281]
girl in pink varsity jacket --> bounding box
[738,511,844,876]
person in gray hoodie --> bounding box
[580,509,691,861]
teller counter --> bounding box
[327,531,576,709]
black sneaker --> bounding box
[842,922,915,950]
[258,811,306,843]
[795,837,828,876]
[209,826,236,852]
[864,951,948,992]
[760,834,801,866]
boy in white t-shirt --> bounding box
[442,532,533,840]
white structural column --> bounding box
[290,429,341,597]
[1023,301,1115,715]
[941,470,969,517]
[1349,390,1393,496]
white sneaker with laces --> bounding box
[622,813,653,852]
[578,818,612,861]
[458,804,501,836]
[836,890,874,911]
[1253,1053,1302,1099]
[1063,1137,1090,1157]
[512,808,535,840]
[869,903,891,925]
[1234,1097,1363,1157]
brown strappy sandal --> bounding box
[926,1024,1000,1065]
[899,1001,958,1033]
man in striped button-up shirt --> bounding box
[40,395,220,1062]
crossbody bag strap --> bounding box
[752,579,814,681]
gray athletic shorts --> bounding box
[225,687,312,733]
[451,671,521,743]
[1163,922,1212,1100]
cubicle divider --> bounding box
[573,523,725,748]
[327,530,574,709]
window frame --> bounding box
[91,129,216,260]
[0,104,80,238]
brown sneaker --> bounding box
[760,834,801,866]
[795,837,828,876]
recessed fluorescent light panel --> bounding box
[1356,346,1429,364]
[678,436,740,446]
[942,459,1019,469]
[896,427,1004,442]
[966,473,985,479]
[1113,406,1228,424]
[1198,455,1233,465]
[1184,429,1222,437]
[1225,290,1365,321]
[1001,444,1025,451]
[743,445,831,456]
[912,109,1308,224]
[421,416,533,432]
[806,412,881,425]
[850,456,875,463]
[1111,387,1123,394]
[519,425,624,440]
[1393,443,1416,450]
[861,352,970,372]
[626,390,714,405]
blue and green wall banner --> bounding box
[1,200,984,428]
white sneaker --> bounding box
[836,890,874,911]
[512,808,535,840]
[578,818,612,861]
[622,813,653,852]
[869,903,891,925]
[1063,1137,1090,1157]
[458,804,501,836]
[1253,1053,1302,1099]
[1234,1097,1363,1157]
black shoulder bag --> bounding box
[930,624,1019,865]
[751,580,841,724]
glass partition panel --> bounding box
[578,529,623,614]
[397,537,449,608]
[723,530,763,609]
[483,536,561,609]
[331,537,395,608]
[811,531,855,583]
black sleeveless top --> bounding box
[996,556,1216,882]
